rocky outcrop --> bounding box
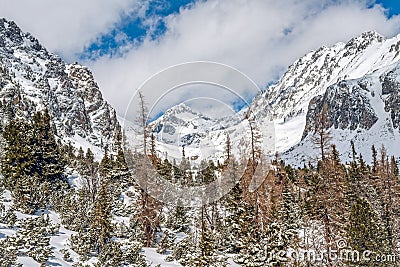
[0,18,120,148]
[303,80,378,138]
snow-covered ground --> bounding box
[0,189,242,267]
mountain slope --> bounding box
[150,103,252,164]
[252,31,400,153]
[149,31,400,165]
[0,18,120,156]
[285,61,400,165]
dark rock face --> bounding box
[381,69,400,95]
[381,66,400,129]
[0,18,120,147]
[303,62,400,140]
[303,80,378,139]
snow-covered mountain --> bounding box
[150,31,400,165]
[150,103,252,164]
[7,13,398,166]
[0,18,120,156]
[286,61,400,165]
[252,31,400,153]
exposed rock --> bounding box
[0,18,120,149]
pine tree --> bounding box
[0,237,20,267]
[60,189,91,232]
[11,215,57,266]
[80,148,99,204]
[31,109,65,184]
[121,238,149,267]
[166,203,190,234]
[99,145,113,179]
[2,111,66,213]
[113,132,130,183]
[223,183,255,254]
[158,158,173,181]
[347,198,391,266]
[96,241,123,267]
[192,226,227,267]
[372,145,378,174]
[2,119,36,211]
[277,178,301,246]
[167,233,196,264]
[156,229,175,254]
[91,179,113,253]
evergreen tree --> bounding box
[80,148,99,204]
[2,111,66,213]
[91,179,113,253]
[121,238,149,267]
[277,178,301,246]
[372,145,378,174]
[0,237,21,267]
[157,229,175,254]
[113,132,130,182]
[166,203,190,234]
[11,215,58,266]
[191,226,227,267]
[96,241,123,267]
[347,198,391,266]
[60,190,91,232]
[31,110,65,184]
[99,145,113,179]
[223,183,256,254]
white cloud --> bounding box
[85,0,400,118]
[2,0,400,118]
[0,0,143,59]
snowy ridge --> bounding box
[148,31,400,165]
[150,103,252,164]
[252,31,400,153]
[284,61,400,165]
[0,18,120,157]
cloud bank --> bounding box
[86,0,400,117]
[1,0,400,118]
[0,0,143,59]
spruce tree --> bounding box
[2,111,66,213]
[0,237,20,267]
[31,110,65,184]
[347,197,391,266]
[223,183,255,254]
[91,179,113,253]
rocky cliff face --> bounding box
[382,65,400,130]
[304,62,400,138]
[151,31,400,165]
[0,18,120,151]
[283,61,400,165]
[303,80,379,138]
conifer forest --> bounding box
[1,106,399,266]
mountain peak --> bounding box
[0,18,43,52]
[164,102,206,118]
[0,19,120,156]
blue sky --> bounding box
[80,0,400,61]
[377,0,400,17]
[80,0,197,60]
[2,0,400,117]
